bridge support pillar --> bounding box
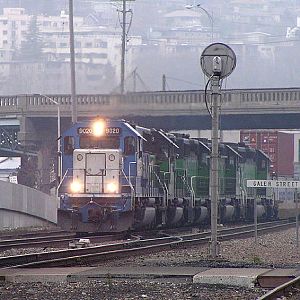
[37,140,55,194]
[17,116,37,148]
[18,116,57,194]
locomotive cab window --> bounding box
[124,136,136,155]
[64,136,74,154]
[80,136,120,149]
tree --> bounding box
[17,156,39,189]
[15,15,44,62]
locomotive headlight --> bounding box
[107,182,118,193]
[70,180,82,193]
[92,119,105,137]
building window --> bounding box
[98,41,108,48]
[45,42,56,48]
[3,31,7,35]
[60,42,68,48]
[85,42,93,48]
[98,53,107,59]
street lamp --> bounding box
[186,4,214,43]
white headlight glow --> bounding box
[107,182,118,193]
[92,120,105,137]
[70,181,82,193]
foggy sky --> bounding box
[0,0,299,94]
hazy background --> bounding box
[0,0,299,94]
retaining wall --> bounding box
[0,180,57,229]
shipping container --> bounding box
[240,130,294,177]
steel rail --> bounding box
[0,233,125,251]
[0,236,180,268]
[0,220,295,269]
[181,219,291,241]
[0,230,68,240]
[258,275,300,300]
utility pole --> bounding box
[296,188,299,247]
[120,0,127,94]
[115,0,133,94]
[69,0,77,123]
[133,68,137,92]
[162,74,166,91]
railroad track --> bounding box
[0,232,126,251]
[258,275,300,299]
[0,229,68,240]
[0,219,294,269]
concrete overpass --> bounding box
[1,88,300,138]
[2,87,300,193]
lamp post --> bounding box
[200,43,236,258]
[186,4,214,43]
[69,0,77,123]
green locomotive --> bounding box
[137,129,275,228]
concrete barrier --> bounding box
[0,180,57,229]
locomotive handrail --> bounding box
[175,168,194,207]
[153,169,168,208]
[122,169,135,209]
[161,171,170,207]
[128,162,137,194]
[191,176,205,208]
[180,174,194,208]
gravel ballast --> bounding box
[97,227,300,269]
[0,227,299,299]
[0,281,265,300]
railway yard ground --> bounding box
[1,225,300,299]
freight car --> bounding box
[57,118,276,232]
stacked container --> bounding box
[240,130,294,177]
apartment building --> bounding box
[0,7,142,93]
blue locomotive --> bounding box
[57,118,276,232]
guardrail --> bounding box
[0,88,300,116]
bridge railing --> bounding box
[0,96,18,106]
[25,94,111,106]
[124,91,205,105]
[239,90,300,104]
[0,88,300,115]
